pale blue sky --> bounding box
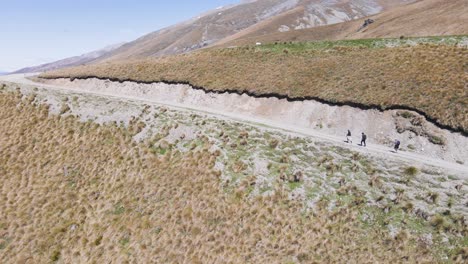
[0,0,239,71]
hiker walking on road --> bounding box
[394,139,401,152]
[346,130,352,143]
[360,132,367,147]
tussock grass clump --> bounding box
[397,111,415,119]
[404,166,419,177]
[402,202,414,213]
[427,191,439,203]
[368,176,383,189]
[430,215,448,230]
[42,40,468,133]
[453,247,468,262]
[59,103,71,115]
[268,138,279,149]
[429,135,445,145]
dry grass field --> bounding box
[42,37,468,134]
[1,83,467,263]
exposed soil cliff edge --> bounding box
[38,77,468,164]
[40,41,468,135]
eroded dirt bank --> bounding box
[39,77,468,163]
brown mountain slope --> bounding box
[218,0,468,47]
[17,0,413,72]
[97,0,412,62]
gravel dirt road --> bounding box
[1,73,466,176]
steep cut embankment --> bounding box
[42,38,468,135]
[37,77,468,164]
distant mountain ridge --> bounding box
[18,0,437,73]
[14,43,125,74]
[96,0,413,62]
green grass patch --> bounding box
[288,181,302,190]
[113,204,125,215]
[404,166,419,177]
[255,36,468,53]
[119,237,130,247]
[429,135,445,145]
